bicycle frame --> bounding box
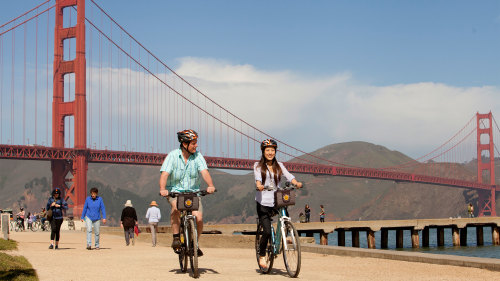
[270,207,291,255]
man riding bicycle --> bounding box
[159,129,216,257]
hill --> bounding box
[1,141,498,225]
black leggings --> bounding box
[256,202,275,257]
[50,218,63,241]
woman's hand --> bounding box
[160,189,169,197]
[296,182,303,188]
[256,184,265,191]
[207,186,216,193]
[51,202,56,207]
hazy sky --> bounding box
[1,0,499,158]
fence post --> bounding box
[1,213,10,240]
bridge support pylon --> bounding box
[51,0,87,217]
[476,112,497,217]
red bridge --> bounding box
[0,0,498,217]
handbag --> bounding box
[176,194,200,211]
[46,209,53,222]
[274,189,296,207]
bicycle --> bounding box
[31,220,41,232]
[160,190,214,278]
[255,182,301,278]
[42,220,51,232]
[14,217,25,232]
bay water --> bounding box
[312,226,500,259]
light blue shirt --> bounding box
[146,206,161,223]
[160,148,208,193]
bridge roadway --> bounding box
[7,230,500,280]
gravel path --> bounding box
[8,230,500,280]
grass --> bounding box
[0,239,38,281]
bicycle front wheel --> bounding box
[15,223,21,232]
[187,218,199,278]
[282,221,301,278]
[255,222,274,274]
[179,225,188,273]
[30,222,38,232]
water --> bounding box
[311,226,500,259]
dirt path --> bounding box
[8,230,500,280]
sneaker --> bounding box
[171,237,181,249]
[197,248,204,257]
[86,245,92,250]
[55,245,59,249]
[48,244,54,249]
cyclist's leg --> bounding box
[256,202,273,258]
[192,198,203,240]
[168,198,182,249]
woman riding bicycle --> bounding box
[254,139,302,269]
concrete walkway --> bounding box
[7,231,500,280]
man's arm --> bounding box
[200,169,215,193]
[159,171,170,196]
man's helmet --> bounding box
[52,188,61,196]
[261,139,278,151]
[177,129,198,143]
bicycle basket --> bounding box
[274,189,296,207]
[176,194,200,211]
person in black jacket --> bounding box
[46,188,68,249]
[121,200,138,246]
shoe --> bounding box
[86,246,91,250]
[171,237,181,249]
[48,244,54,249]
[259,256,268,269]
[197,248,204,257]
[55,245,59,249]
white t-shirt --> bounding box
[254,162,295,207]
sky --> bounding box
[1,0,499,159]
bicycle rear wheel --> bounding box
[15,223,21,232]
[282,221,301,277]
[187,218,199,278]
[30,222,39,232]
[255,222,274,273]
[179,227,188,273]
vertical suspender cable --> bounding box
[34,10,38,145]
[11,28,15,144]
[23,23,26,144]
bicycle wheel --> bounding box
[15,223,21,232]
[30,222,38,232]
[44,222,51,232]
[282,221,301,278]
[178,226,188,273]
[255,222,274,273]
[187,218,199,278]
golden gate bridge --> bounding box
[0,0,498,217]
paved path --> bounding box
[7,231,500,280]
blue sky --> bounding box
[1,1,499,158]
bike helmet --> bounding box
[52,188,61,196]
[177,129,198,143]
[261,139,278,151]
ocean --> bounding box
[312,226,500,259]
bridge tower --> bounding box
[476,112,497,216]
[51,0,87,217]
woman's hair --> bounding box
[258,148,282,186]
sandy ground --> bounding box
[6,230,500,281]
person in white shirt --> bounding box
[146,200,161,247]
[253,139,302,269]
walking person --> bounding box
[253,139,302,269]
[40,208,47,231]
[145,200,161,247]
[46,188,68,249]
[467,203,474,218]
[80,187,107,250]
[319,205,326,223]
[121,200,138,246]
[304,204,311,223]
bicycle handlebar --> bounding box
[159,189,217,198]
[257,181,304,191]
